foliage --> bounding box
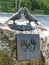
[20,0,49,14]
[37,0,49,14]
[0,0,49,14]
[0,0,16,12]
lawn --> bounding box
[31,10,45,14]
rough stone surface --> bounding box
[0,22,49,65]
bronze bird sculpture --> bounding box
[4,8,22,24]
[23,7,38,25]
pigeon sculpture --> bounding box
[4,8,22,24]
[23,7,38,25]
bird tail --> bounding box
[4,19,10,25]
[34,19,39,25]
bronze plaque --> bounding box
[16,34,40,60]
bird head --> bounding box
[23,7,28,15]
[18,8,22,14]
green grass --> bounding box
[31,10,45,14]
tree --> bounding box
[37,0,49,14]
[31,0,40,10]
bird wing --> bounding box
[9,8,22,20]
[9,13,18,19]
[4,8,22,24]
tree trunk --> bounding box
[16,0,19,11]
